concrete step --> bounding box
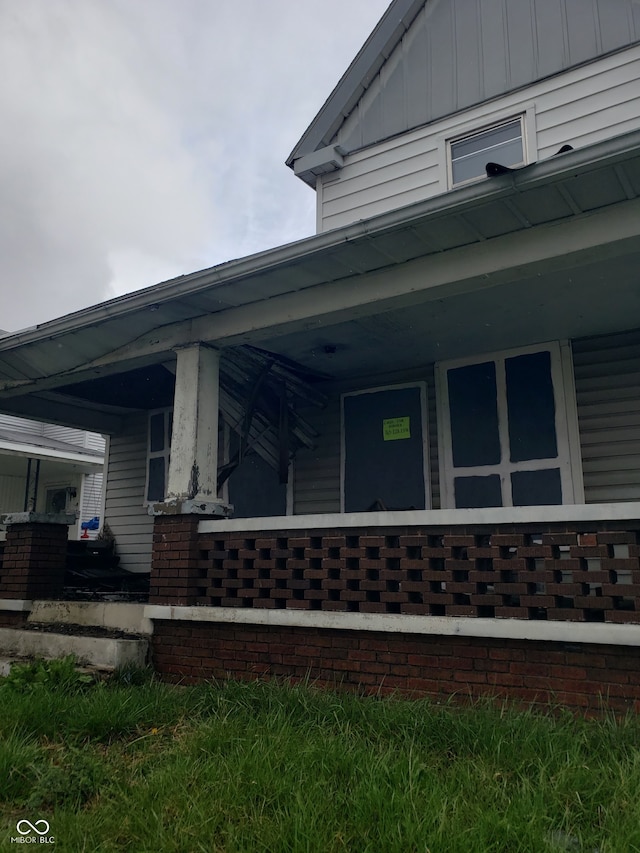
[0,625,149,670]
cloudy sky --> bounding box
[0,0,389,332]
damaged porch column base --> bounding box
[148,344,232,606]
[0,512,76,604]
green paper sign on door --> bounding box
[383,416,410,441]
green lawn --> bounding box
[1,659,640,852]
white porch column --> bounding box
[163,344,229,515]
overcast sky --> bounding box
[0,0,389,332]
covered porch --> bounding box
[1,133,640,709]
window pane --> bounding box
[506,351,558,462]
[452,138,524,184]
[147,457,165,502]
[451,120,524,185]
[511,468,562,506]
[454,475,502,508]
[149,413,165,453]
[451,120,521,160]
[448,362,501,467]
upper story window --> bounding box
[449,117,525,187]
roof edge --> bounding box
[2,127,640,352]
[285,0,424,170]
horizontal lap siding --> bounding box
[573,330,640,503]
[104,414,153,573]
[293,398,341,515]
[0,414,43,435]
[320,46,640,232]
[0,474,25,513]
[79,472,103,533]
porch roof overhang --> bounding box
[0,128,640,428]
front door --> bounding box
[342,384,428,512]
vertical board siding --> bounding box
[320,46,640,231]
[334,0,640,154]
[103,414,153,573]
[573,330,640,503]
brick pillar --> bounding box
[0,521,69,600]
[149,515,204,605]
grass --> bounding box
[1,664,640,851]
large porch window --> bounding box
[436,342,583,508]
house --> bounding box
[0,412,105,541]
[1,0,640,711]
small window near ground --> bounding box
[449,117,525,186]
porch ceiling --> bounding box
[0,130,639,425]
[258,238,640,378]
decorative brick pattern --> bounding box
[186,524,640,623]
[151,621,640,714]
[0,522,69,599]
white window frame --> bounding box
[436,341,584,509]
[340,382,431,513]
[145,408,172,504]
[443,106,534,189]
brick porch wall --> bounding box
[0,522,69,599]
[151,621,640,714]
[150,519,640,623]
[149,516,640,712]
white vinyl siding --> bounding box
[573,329,640,503]
[319,45,640,231]
[0,414,43,435]
[78,472,104,534]
[0,475,26,513]
[0,414,105,453]
[293,397,341,515]
[103,414,153,573]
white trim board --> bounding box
[144,605,640,648]
[199,501,640,534]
